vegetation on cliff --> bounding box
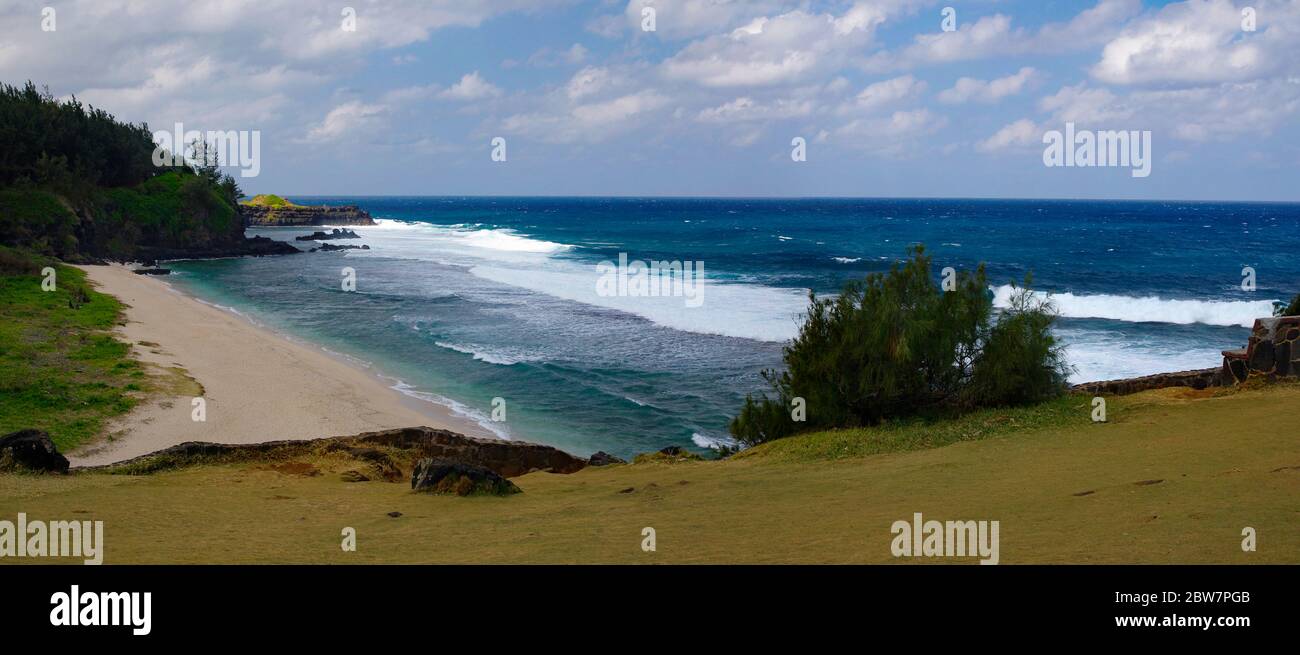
[0,261,142,451]
[729,246,1070,447]
[0,81,261,262]
[241,194,299,208]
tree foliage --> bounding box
[729,246,1072,447]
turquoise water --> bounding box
[165,197,1300,457]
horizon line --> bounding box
[248,193,1300,205]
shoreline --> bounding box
[68,264,498,467]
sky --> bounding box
[1,0,1298,200]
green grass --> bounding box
[2,383,1296,563]
[240,194,298,208]
[0,263,143,450]
[737,393,1093,462]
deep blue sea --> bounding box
[165,197,1300,458]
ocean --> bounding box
[164,197,1300,458]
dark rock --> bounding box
[1228,358,1249,383]
[387,512,402,518]
[618,487,635,494]
[410,458,520,496]
[588,451,626,466]
[132,267,171,275]
[1248,340,1275,372]
[312,243,369,252]
[1070,367,1222,396]
[0,429,70,474]
[296,228,361,241]
[242,203,375,226]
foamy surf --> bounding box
[992,285,1277,328]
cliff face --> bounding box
[242,204,376,226]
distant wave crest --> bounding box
[992,285,1276,328]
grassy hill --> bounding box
[239,194,299,208]
[3,382,1295,563]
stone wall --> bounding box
[1071,315,1300,396]
[1222,316,1300,384]
[1070,367,1223,396]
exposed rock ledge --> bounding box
[78,426,587,478]
[242,203,375,226]
[1071,367,1223,396]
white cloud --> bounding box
[695,96,813,122]
[835,108,947,144]
[566,66,612,100]
[1090,0,1294,86]
[306,101,386,141]
[660,3,913,87]
[439,72,502,101]
[839,75,926,114]
[939,67,1039,104]
[977,118,1043,152]
[622,0,793,40]
[866,0,1140,70]
[502,90,670,143]
[1038,83,1134,124]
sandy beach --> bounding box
[68,264,496,466]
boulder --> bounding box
[588,451,626,466]
[411,458,520,496]
[295,228,361,241]
[0,429,70,473]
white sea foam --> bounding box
[366,219,571,253]
[832,256,862,263]
[992,285,1277,328]
[692,431,738,450]
[387,379,512,441]
[469,264,806,342]
[433,341,539,366]
[1062,341,1226,384]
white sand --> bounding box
[68,264,496,466]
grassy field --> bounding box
[2,382,1296,564]
[0,262,145,451]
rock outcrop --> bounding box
[588,451,626,466]
[136,234,299,263]
[0,429,70,473]
[242,203,375,227]
[1071,367,1223,396]
[1222,316,1300,383]
[411,458,521,496]
[295,228,361,241]
[311,243,369,252]
[86,426,587,478]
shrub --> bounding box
[1276,294,1300,317]
[729,246,1071,447]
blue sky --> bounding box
[2,0,1298,199]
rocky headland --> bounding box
[241,194,375,226]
